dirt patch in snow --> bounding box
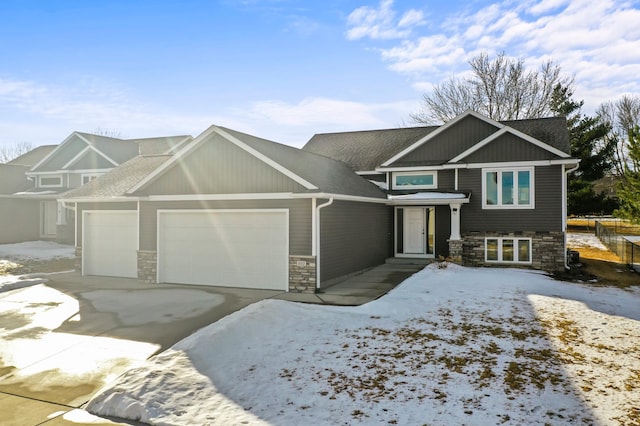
[0,257,74,276]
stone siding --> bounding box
[289,255,317,293]
[462,231,565,272]
[448,239,463,264]
[138,250,157,283]
[74,246,82,272]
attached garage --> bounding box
[157,209,289,290]
[82,210,138,278]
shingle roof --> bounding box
[137,136,192,155]
[303,116,570,171]
[7,145,57,167]
[304,127,438,172]
[62,155,172,199]
[220,127,387,198]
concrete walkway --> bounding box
[0,261,425,425]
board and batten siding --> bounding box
[71,151,115,170]
[75,202,138,246]
[463,133,563,163]
[459,165,563,232]
[138,199,312,255]
[37,137,86,172]
[320,200,392,283]
[390,115,498,166]
[136,133,308,196]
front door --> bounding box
[41,201,57,238]
[404,208,425,254]
[397,206,435,257]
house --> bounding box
[61,111,577,293]
[4,132,191,244]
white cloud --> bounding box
[346,0,425,40]
[347,0,640,113]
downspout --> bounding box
[315,197,334,290]
[563,163,580,269]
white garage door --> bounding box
[83,211,138,278]
[158,210,288,290]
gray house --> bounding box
[62,111,577,293]
[3,132,191,244]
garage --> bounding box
[157,209,289,290]
[82,210,138,278]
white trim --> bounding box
[28,168,113,176]
[149,192,295,201]
[74,202,78,247]
[315,198,334,288]
[450,127,570,163]
[162,136,193,155]
[377,158,578,173]
[136,200,140,251]
[485,237,533,264]
[482,167,535,209]
[355,170,382,175]
[74,133,120,166]
[382,110,494,166]
[311,198,317,256]
[62,146,91,169]
[65,196,135,203]
[292,192,388,204]
[391,171,438,190]
[454,168,459,191]
[39,175,63,188]
[387,196,470,206]
[156,208,290,290]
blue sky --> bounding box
[1,0,638,148]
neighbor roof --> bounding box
[303,115,570,172]
[7,145,57,166]
[62,155,172,199]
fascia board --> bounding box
[29,132,80,172]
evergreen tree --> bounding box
[615,127,640,223]
[550,84,617,215]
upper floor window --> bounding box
[82,173,101,185]
[482,167,533,209]
[39,176,63,188]
[392,171,437,190]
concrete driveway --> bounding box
[0,272,282,425]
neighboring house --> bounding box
[62,111,577,293]
[12,132,191,244]
[0,145,56,244]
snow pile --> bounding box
[0,272,49,293]
[0,241,75,261]
[566,232,608,251]
[87,264,640,425]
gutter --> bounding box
[314,197,334,290]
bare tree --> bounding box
[0,141,34,163]
[411,52,573,124]
[92,127,123,139]
[597,94,640,176]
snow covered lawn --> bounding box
[0,241,75,293]
[86,263,640,425]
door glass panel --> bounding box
[502,239,514,261]
[501,172,514,205]
[486,239,498,261]
[485,172,498,205]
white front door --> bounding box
[41,201,57,238]
[83,211,138,278]
[404,208,425,254]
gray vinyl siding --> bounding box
[68,173,81,188]
[75,202,137,246]
[0,198,40,243]
[320,200,392,283]
[435,205,451,257]
[390,115,499,166]
[459,165,563,232]
[437,170,455,190]
[137,134,307,195]
[36,137,85,172]
[359,173,386,183]
[463,133,562,163]
[138,199,312,255]
[71,151,115,170]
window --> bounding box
[483,168,533,208]
[82,174,101,184]
[485,237,531,264]
[39,176,62,188]
[392,171,437,189]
